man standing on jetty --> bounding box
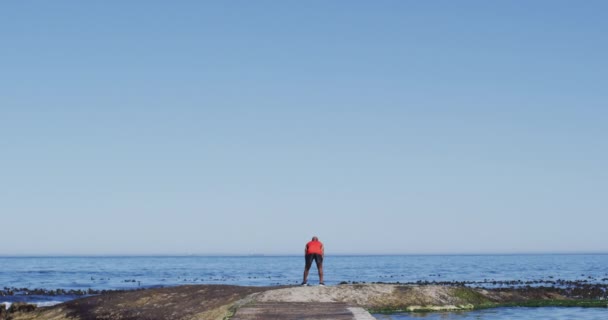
[302,236,325,286]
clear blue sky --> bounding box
[1,1,607,255]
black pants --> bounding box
[305,253,323,269]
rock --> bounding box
[9,284,608,320]
[8,302,37,313]
[0,304,6,319]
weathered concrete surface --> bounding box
[7,284,607,320]
[250,284,565,310]
[231,302,376,320]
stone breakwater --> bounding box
[1,283,607,320]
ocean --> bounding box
[373,307,608,320]
[1,254,607,318]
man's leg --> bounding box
[317,263,324,284]
[316,254,324,284]
[303,268,310,284]
[303,254,313,284]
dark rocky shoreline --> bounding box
[6,278,606,301]
[1,287,130,297]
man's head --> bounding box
[312,236,319,241]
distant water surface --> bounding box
[2,254,607,290]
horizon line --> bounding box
[1,251,607,258]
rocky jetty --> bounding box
[4,284,607,320]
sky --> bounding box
[1,1,607,255]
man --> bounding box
[302,236,324,286]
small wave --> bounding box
[35,301,64,307]
[0,300,64,308]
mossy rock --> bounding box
[450,287,493,305]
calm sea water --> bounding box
[1,254,607,318]
[374,307,608,320]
